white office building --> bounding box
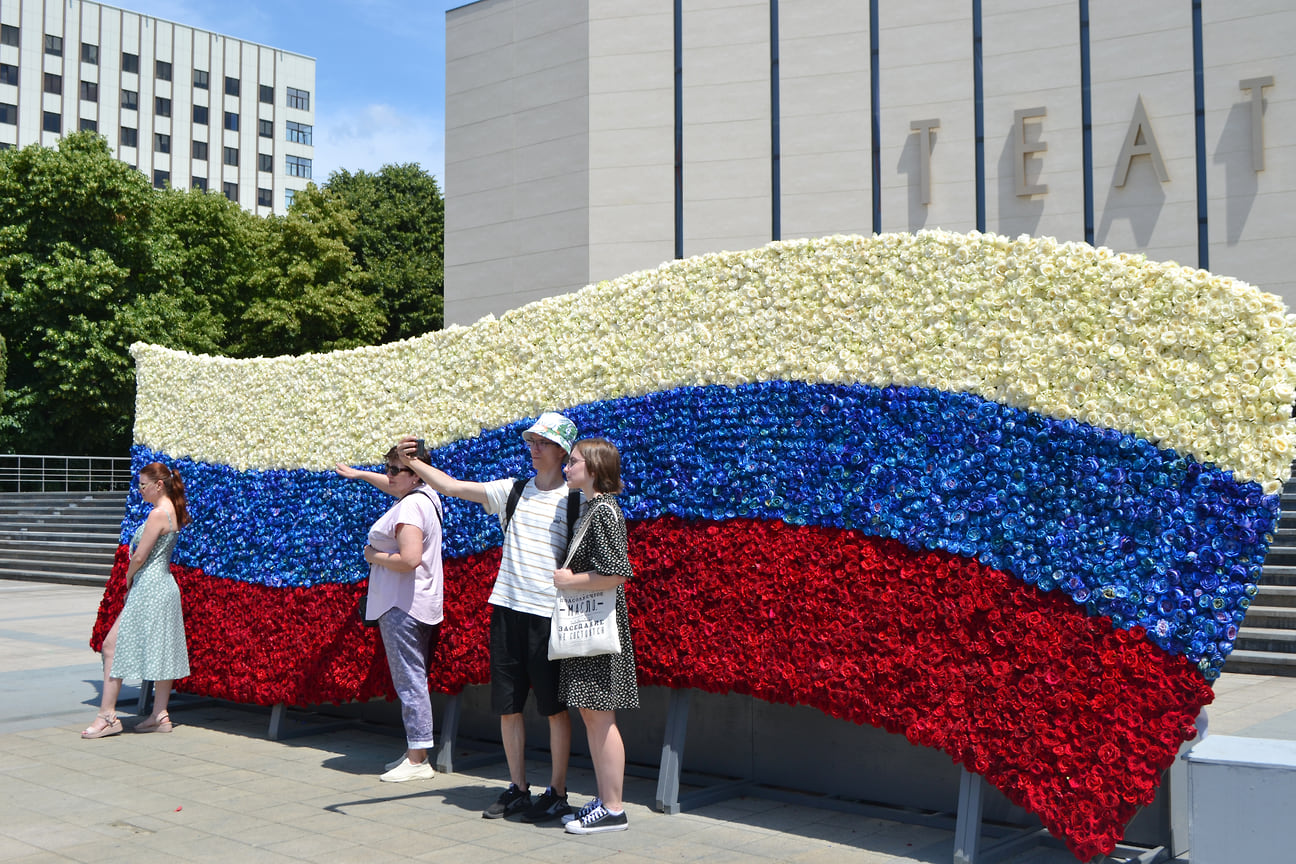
[444,0,1296,324]
[0,0,315,214]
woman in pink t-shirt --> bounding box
[336,446,443,782]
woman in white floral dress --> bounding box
[82,463,192,738]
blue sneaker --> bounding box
[561,796,602,825]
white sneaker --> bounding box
[380,757,436,782]
[384,753,407,771]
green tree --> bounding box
[234,190,386,356]
[296,163,444,341]
[0,134,160,453]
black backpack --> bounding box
[502,477,582,564]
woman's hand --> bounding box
[335,462,364,480]
[363,544,379,565]
[395,436,419,466]
[554,567,578,589]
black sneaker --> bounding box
[483,783,531,819]
[521,786,571,823]
[564,803,629,834]
[561,796,602,825]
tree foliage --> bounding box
[293,163,444,341]
[0,133,445,455]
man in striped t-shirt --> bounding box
[399,412,582,823]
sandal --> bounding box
[81,713,122,739]
[135,712,172,733]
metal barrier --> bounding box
[0,454,133,492]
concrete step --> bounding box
[0,565,107,586]
[0,554,116,576]
[1223,649,1296,676]
[1254,585,1296,607]
[1234,627,1296,654]
[1242,606,1296,631]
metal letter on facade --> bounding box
[911,119,940,205]
[1113,95,1169,188]
[1240,76,1275,172]
[1013,107,1048,197]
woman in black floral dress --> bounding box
[554,438,638,834]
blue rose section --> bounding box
[130,380,1277,680]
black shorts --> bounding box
[489,605,565,717]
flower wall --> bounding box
[94,231,1296,860]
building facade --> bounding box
[0,0,315,214]
[444,0,1296,324]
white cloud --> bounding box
[314,103,445,183]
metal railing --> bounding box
[0,455,133,492]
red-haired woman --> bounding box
[82,462,193,738]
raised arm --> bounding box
[335,462,399,496]
[396,436,490,505]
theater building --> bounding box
[444,0,1295,323]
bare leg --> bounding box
[580,708,625,811]
[98,618,124,716]
[150,680,172,720]
[83,619,124,735]
[548,709,571,793]
[406,747,427,764]
[501,713,528,789]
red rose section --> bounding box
[91,515,1211,860]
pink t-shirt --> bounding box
[365,486,444,625]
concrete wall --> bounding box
[443,0,1296,321]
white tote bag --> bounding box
[548,501,622,660]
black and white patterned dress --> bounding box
[559,494,639,710]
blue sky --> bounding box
[118,0,464,186]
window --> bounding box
[285,121,312,145]
[257,152,272,172]
[285,188,296,208]
[44,73,62,95]
[154,132,170,154]
[120,126,137,147]
[223,146,238,167]
[121,52,139,74]
[155,60,172,81]
[286,87,310,110]
[259,84,274,104]
[192,140,208,160]
[121,90,138,110]
[42,111,61,133]
[191,176,207,191]
[81,43,99,64]
[223,181,238,202]
[0,103,15,125]
[258,118,273,138]
[1,24,18,47]
[0,142,9,150]
[224,111,239,132]
[0,63,16,86]
[155,96,171,117]
[285,154,312,179]
[257,187,272,207]
[224,76,240,97]
[193,69,209,90]
[44,35,63,57]
[79,117,97,132]
[153,169,169,189]
[80,81,98,103]
[192,105,208,124]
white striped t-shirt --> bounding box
[483,478,580,617]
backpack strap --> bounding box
[501,476,529,536]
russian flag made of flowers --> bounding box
[94,231,1296,860]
